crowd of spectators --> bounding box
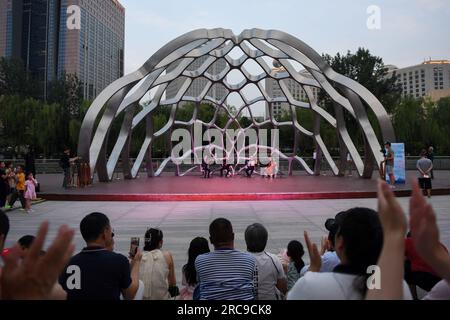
[0,179,449,300]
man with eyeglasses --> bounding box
[59,212,142,300]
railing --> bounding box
[2,157,449,174]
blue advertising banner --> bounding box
[386,143,406,184]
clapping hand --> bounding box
[304,231,322,272]
[377,179,407,237]
[409,179,441,263]
[320,236,330,255]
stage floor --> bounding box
[37,171,450,201]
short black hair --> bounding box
[336,207,383,273]
[420,149,428,157]
[385,141,391,147]
[245,223,268,253]
[18,235,35,249]
[209,218,234,246]
[325,211,348,248]
[80,212,110,242]
[0,210,9,239]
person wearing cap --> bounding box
[300,215,342,277]
[382,142,395,188]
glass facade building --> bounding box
[0,0,125,101]
[58,0,125,100]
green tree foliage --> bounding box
[0,57,38,98]
[322,48,402,113]
[1,53,449,161]
[392,96,450,155]
[317,48,403,154]
[0,58,89,157]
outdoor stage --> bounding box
[36,171,450,202]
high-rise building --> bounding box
[165,56,228,106]
[265,67,320,119]
[0,0,59,99]
[0,0,125,101]
[0,0,23,59]
[388,60,450,99]
[58,0,125,100]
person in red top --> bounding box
[404,232,446,299]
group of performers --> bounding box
[201,156,278,179]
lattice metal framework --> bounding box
[78,28,395,182]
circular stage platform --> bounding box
[37,171,450,202]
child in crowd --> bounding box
[286,240,305,291]
[180,237,210,300]
[24,173,38,213]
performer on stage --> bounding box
[201,156,212,179]
[245,158,256,178]
[220,160,233,178]
[264,157,277,179]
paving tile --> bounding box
[4,195,450,286]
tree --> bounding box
[319,48,402,155]
[47,73,84,149]
[430,97,450,154]
[392,96,426,154]
[0,57,38,98]
[322,48,401,113]
[47,73,83,117]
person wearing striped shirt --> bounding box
[195,218,257,300]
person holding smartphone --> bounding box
[139,228,178,300]
[59,212,142,300]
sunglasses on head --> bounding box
[145,228,161,242]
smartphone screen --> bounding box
[130,237,140,257]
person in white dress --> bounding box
[139,228,178,300]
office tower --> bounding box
[0,0,125,100]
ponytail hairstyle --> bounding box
[287,240,305,273]
[143,228,163,251]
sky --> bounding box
[118,0,450,114]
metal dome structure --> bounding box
[78,28,395,182]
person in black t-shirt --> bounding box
[60,148,79,189]
[25,147,36,178]
[59,212,142,300]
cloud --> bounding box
[415,0,450,12]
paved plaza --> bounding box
[4,196,450,285]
